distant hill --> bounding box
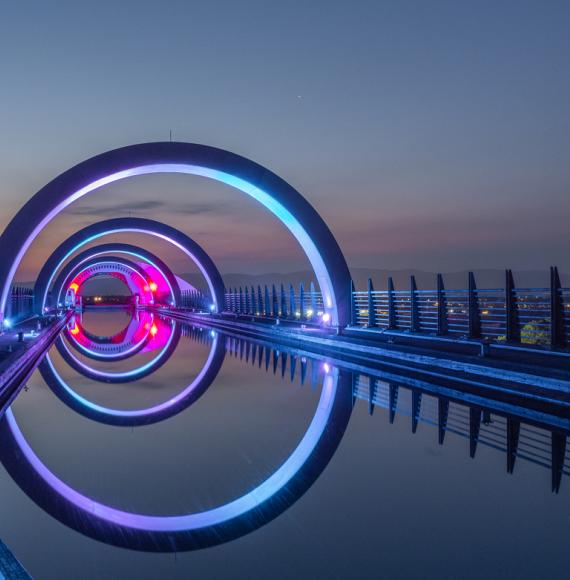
[179,267,569,292]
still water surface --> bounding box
[0,310,568,579]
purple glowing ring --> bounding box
[0,366,352,550]
[2,143,351,327]
[51,319,179,383]
[39,329,225,427]
[53,246,179,310]
[64,311,155,362]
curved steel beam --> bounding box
[1,142,350,325]
[63,256,155,305]
[50,243,181,309]
[32,216,224,316]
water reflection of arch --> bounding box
[51,243,181,308]
[32,216,225,315]
[52,317,180,384]
[65,310,156,362]
[0,364,352,551]
[38,327,225,427]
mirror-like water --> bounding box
[0,309,568,579]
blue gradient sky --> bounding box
[1,0,569,279]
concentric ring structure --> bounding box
[1,142,351,326]
[40,324,225,427]
[60,256,155,305]
[0,366,352,550]
[65,311,156,361]
[52,317,181,383]
[50,243,181,308]
[32,216,224,315]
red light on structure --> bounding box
[70,324,80,335]
[149,281,158,293]
[150,324,158,337]
[69,282,79,293]
[143,285,150,292]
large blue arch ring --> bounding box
[1,142,351,326]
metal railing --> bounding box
[224,282,324,321]
[7,286,34,322]
[350,267,568,349]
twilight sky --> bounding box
[0,0,569,281]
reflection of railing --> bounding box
[186,326,568,493]
[353,375,569,493]
[351,267,568,349]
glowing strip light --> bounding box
[13,164,335,324]
[4,368,338,531]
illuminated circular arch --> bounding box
[64,257,155,305]
[32,217,224,316]
[51,243,181,309]
[0,365,352,550]
[40,327,225,427]
[2,143,350,325]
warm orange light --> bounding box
[69,282,79,293]
[70,324,80,335]
[143,285,150,292]
[150,324,158,337]
[149,282,158,292]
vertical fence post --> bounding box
[310,282,317,320]
[367,278,376,327]
[289,284,296,319]
[550,266,565,348]
[280,284,287,317]
[350,280,356,326]
[250,286,256,315]
[257,285,263,316]
[468,271,481,339]
[505,269,519,342]
[436,273,448,336]
[388,277,396,330]
[264,285,270,317]
[410,276,419,332]
[272,284,278,317]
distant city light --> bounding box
[150,324,158,337]
[209,304,215,311]
[4,319,12,329]
[321,312,331,323]
[323,362,331,373]
[149,282,158,292]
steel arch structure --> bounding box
[61,256,155,305]
[2,142,350,326]
[32,216,225,316]
[48,243,181,310]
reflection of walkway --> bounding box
[0,539,31,579]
